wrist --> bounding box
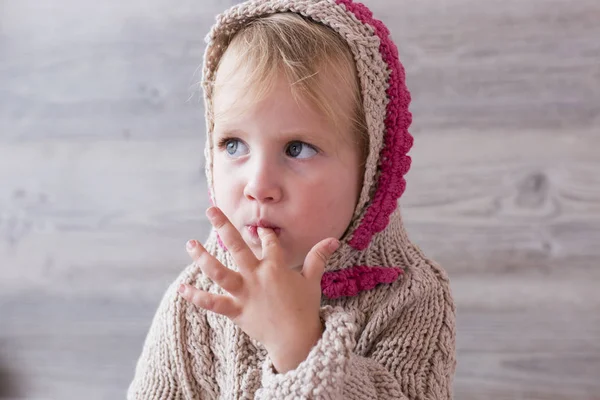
[267,319,324,373]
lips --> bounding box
[246,219,282,241]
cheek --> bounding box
[212,156,240,206]
[291,176,356,234]
[212,158,225,199]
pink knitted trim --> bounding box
[216,234,226,251]
[321,265,403,299]
[336,0,414,250]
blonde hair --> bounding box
[207,12,368,156]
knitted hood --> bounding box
[201,0,419,299]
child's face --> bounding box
[211,70,363,270]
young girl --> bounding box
[128,0,456,398]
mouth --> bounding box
[246,220,282,242]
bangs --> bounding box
[207,13,367,154]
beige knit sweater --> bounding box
[128,1,456,398]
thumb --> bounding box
[302,238,340,283]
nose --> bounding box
[243,158,283,204]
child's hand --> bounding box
[178,206,340,373]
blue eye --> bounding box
[220,138,248,157]
[286,141,317,159]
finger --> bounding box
[186,239,244,295]
[186,239,204,261]
[178,284,241,319]
[257,227,283,262]
[198,258,245,297]
[206,207,258,271]
[303,238,340,283]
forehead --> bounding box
[212,51,355,139]
[213,77,335,147]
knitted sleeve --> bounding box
[255,271,456,400]
[127,267,218,399]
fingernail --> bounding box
[257,227,264,235]
[186,240,197,250]
[328,239,340,252]
[178,284,186,294]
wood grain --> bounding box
[1,0,599,398]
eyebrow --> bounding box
[282,130,331,145]
[214,128,334,148]
[213,128,243,138]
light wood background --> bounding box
[1,0,599,399]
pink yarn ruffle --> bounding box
[321,265,403,299]
[336,0,414,250]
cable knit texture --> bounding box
[128,0,456,398]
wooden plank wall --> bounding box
[1,0,599,398]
